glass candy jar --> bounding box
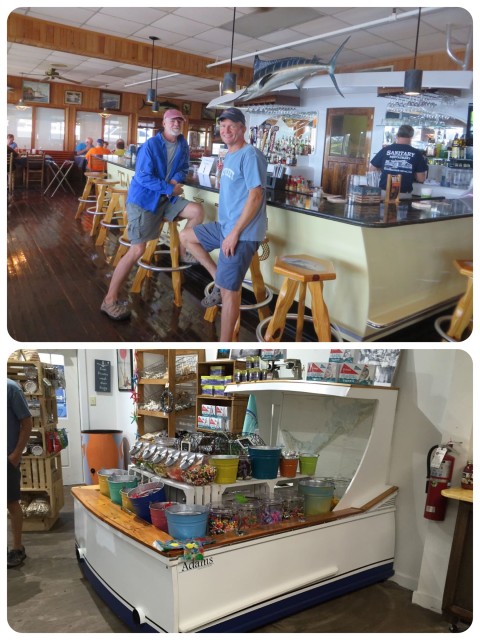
[236,502,260,533]
[259,498,283,527]
[208,503,238,535]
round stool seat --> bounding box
[84,171,106,179]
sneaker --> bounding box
[180,251,199,265]
[7,546,26,568]
[201,285,222,308]
[100,299,131,321]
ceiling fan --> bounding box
[21,64,81,84]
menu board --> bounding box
[94,359,111,393]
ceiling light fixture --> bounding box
[404,9,423,96]
[15,98,30,111]
[146,36,159,104]
[99,107,111,119]
[151,69,160,113]
[223,7,237,94]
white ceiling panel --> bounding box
[7,6,473,104]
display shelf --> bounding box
[8,358,65,530]
[135,349,205,438]
[196,360,248,435]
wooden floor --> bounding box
[7,186,451,343]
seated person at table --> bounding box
[113,139,125,156]
[85,139,109,172]
[75,136,93,157]
[7,134,18,150]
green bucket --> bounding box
[107,474,138,505]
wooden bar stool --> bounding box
[86,179,119,237]
[75,171,106,219]
[95,186,128,247]
[257,254,336,342]
[203,240,273,341]
[434,259,473,342]
[130,221,192,307]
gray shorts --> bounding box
[194,221,259,291]
[127,198,190,245]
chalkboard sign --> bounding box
[94,359,111,393]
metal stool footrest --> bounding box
[204,280,273,311]
[78,196,97,204]
[85,206,108,217]
[119,237,132,248]
[256,314,343,342]
[100,214,126,229]
[137,250,192,273]
[434,315,459,342]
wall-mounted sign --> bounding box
[94,359,111,393]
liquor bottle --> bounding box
[461,460,473,490]
[451,133,459,159]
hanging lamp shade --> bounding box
[404,69,423,96]
[403,9,423,96]
[223,8,237,94]
[223,72,237,94]
[151,100,160,113]
[99,107,111,119]
[15,98,30,111]
[146,36,159,104]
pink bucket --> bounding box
[149,501,177,531]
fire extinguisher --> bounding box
[424,442,456,521]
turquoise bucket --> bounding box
[107,474,138,505]
[165,504,210,540]
[248,446,282,479]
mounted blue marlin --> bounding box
[236,36,350,102]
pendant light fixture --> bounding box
[404,9,423,96]
[146,36,159,104]
[151,68,160,113]
[15,98,30,111]
[98,107,111,119]
[223,7,237,94]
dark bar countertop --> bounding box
[104,156,473,229]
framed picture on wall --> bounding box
[22,80,50,103]
[100,91,121,111]
[216,349,230,360]
[64,90,82,105]
[117,349,133,391]
[182,102,191,115]
[201,106,217,120]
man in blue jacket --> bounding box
[101,109,203,320]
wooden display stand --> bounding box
[196,360,248,435]
[135,349,205,439]
[7,359,65,530]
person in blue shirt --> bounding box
[7,378,33,568]
[181,107,267,341]
[75,136,93,156]
[101,109,203,321]
[7,133,18,150]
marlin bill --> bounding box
[207,37,350,109]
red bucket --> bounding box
[149,501,177,531]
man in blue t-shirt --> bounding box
[181,107,267,342]
[7,379,33,568]
[369,124,428,195]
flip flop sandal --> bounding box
[201,286,222,308]
[101,299,131,321]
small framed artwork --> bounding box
[182,102,191,116]
[64,90,82,105]
[117,349,133,391]
[22,80,50,104]
[100,91,121,111]
[216,349,230,360]
[230,349,261,360]
[354,349,401,386]
[201,105,217,120]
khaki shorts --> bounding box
[127,198,190,245]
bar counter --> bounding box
[105,157,473,340]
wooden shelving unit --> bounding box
[135,349,205,438]
[196,360,248,435]
[7,359,64,531]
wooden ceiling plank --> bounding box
[8,13,252,84]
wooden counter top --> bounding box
[72,484,378,558]
[441,487,473,503]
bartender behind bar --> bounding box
[369,124,428,198]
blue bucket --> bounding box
[248,446,282,479]
[127,482,166,522]
[165,504,210,540]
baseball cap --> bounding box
[96,138,104,145]
[163,109,185,121]
[218,107,246,126]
